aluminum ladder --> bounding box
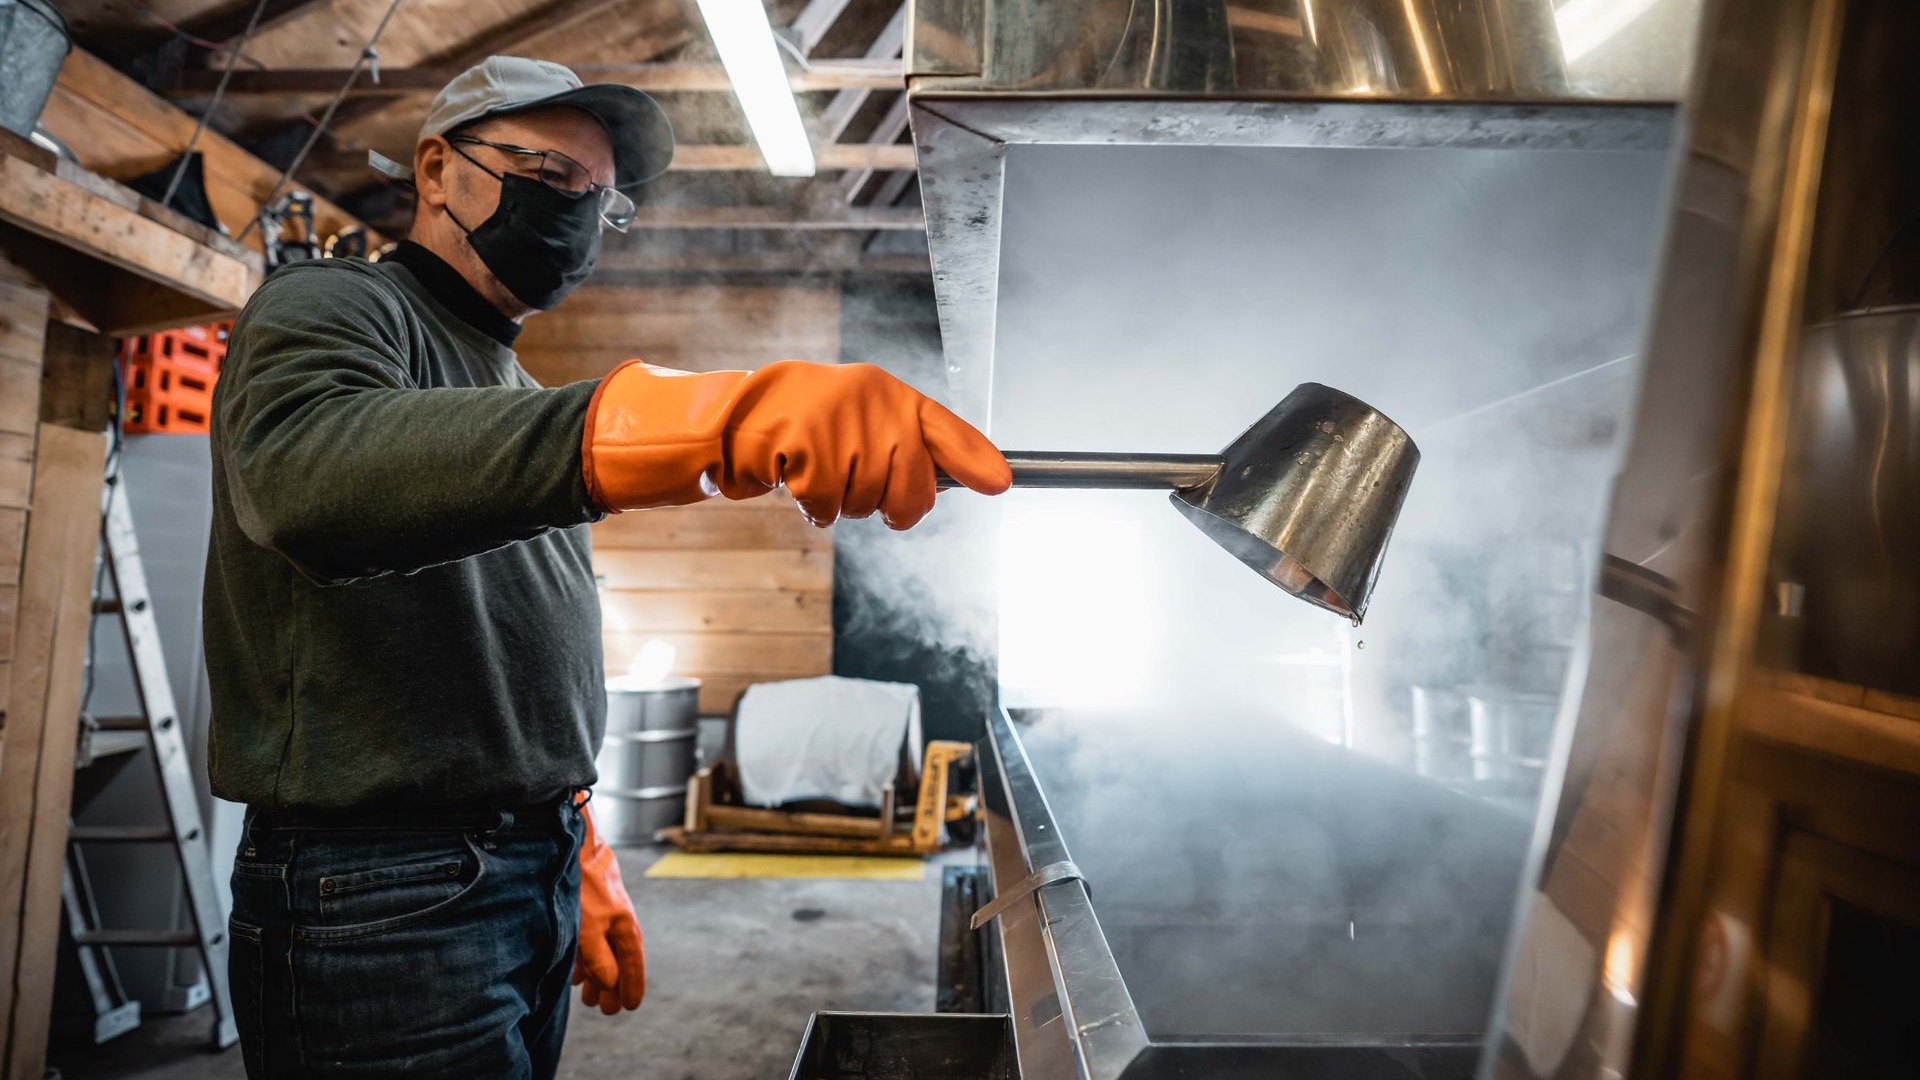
[64,473,237,1050]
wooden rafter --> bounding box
[220,0,688,149]
[807,2,912,225]
[303,140,912,174]
[835,92,910,203]
[811,4,907,143]
[313,0,637,130]
[786,0,859,56]
[625,205,921,230]
[153,0,934,246]
[594,250,927,275]
[867,165,917,209]
[194,0,337,48]
[676,143,915,171]
[166,59,903,97]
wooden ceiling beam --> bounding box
[244,0,637,132]
[593,250,928,275]
[165,59,903,97]
[193,0,337,49]
[811,4,906,143]
[835,92,910,204]
[676,143,915,171]
[785,0,859,55]
[624,205,921,230]
[218,0,690,206]
[868,163,917,209]
[304,141,913,173]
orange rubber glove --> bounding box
[580,360,1012,528]
[574,800,646,1014]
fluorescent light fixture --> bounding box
[694,0,816,177]
[1555,0,1665,64]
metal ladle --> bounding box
[941,383,1420,623]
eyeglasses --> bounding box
[448,135,636,233]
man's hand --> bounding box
[581,360,1012,527]
[574,800,645,1014]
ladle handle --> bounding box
[937,452,1224,491]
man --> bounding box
[205,56,1010,1078]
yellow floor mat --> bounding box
[643,852,927,882]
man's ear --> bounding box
[414,136,451,209]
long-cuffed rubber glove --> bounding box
[580,360,1012,528]
[574,801,646,1014]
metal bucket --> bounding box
[941,382,1420,624]
[0,0,71,140]
[594,676,700,844]
[1172,382,1420,623]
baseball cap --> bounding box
[368,56,675,190]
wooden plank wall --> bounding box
[1,426,108,1079]
[518,283,842,714]
[0,258,112,1078]
[517,282,844,381]
[0,276,50,727]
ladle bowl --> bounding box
[939,383,1419,623]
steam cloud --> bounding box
[850,137,1675,1040]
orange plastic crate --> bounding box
[122,322,230,434]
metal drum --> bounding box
[1409,685,1474,781]
[594,677,700,844]
[1466,690,1557,785]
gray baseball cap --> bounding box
[369,55,674,190]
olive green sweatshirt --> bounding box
[204,243,607,812]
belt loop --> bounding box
[241,808,259,857]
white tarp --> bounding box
[734,675,923,808]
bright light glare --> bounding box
[626,640,678,685]
[998,501,1150,708]
[1555,0,1663,64]
[1603,928,1638,1005]
[693,0,816,177]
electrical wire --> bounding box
[143,9,269,58]
[237,0,410,242]
[162,0,276,208]
[1096,0,1144,88]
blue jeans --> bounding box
[228,799,585,1079]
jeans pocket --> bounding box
[300,834,487,942]
[228,919,265,1077]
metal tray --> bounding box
[787,1012,1015,1080]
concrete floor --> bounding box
[47,844,949,1080]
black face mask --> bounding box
[449,171,602,310]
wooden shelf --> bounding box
[1744,670,1920,775]
[0,136,262,336]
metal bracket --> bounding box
[970,859,1084,930]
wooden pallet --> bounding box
[660,740,974,857]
